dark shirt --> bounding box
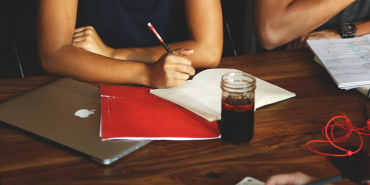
[76,0,188,49]
[317,0,370,31]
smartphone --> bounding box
[327,146,370,185]
[236,177,264,185]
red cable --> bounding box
[306,112,370,156]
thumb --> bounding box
[172,47,194,56]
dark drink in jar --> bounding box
[221,95,254,143]
[220,72,256,144]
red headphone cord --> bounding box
[306,112,370,157]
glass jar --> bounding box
[220,72,256,144]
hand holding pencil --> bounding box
[147,22,195,88]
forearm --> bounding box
[254,0,355,50]
[111,39,222,68]
[39,45,150,85]
[355,21,370,37]
[36,0,196,89]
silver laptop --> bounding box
[0,78,151,165]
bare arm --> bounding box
[285,20,370,50]
[72,0,223,68]
[37,0,195,88]
[253,0,355,50]
[354,21,370,37]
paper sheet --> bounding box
[307,35,370,89]
[151,69,296,121]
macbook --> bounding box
[0,78,151,165]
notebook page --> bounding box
[150,80,221,121]
[192,68,295,109]
[151,69,295,121]
[307,35,370,88]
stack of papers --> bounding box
[307,34,370,90]
[314,55,370,96]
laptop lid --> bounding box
[0,78,151,165]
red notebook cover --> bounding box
[100,86,220,140]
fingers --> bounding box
[163,60,194,88]
[165,62,194,88]
[286,41,292,50]
[173,79,187,87]
[149,53,196,88]
[160,76,188,88]
[71,38,86,48]
[286,37,308,50]
[73,31,84,37]
[170,63,195,76]
[72,26,96,47]
[292,38,299,50]
[286,38,300,50]
[74,26,95,33]
[162,54,195,75]
[297,35,308,49]
[73,26,96,41]
[72,35,86,43]
[74,27,85,33]
[172,47,194,56]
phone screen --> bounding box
[327,146,370,185]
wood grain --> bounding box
[0,49,368,185]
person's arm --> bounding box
[37,0,195,88]
[285,20,370,50]
[71,0,223,68]
[253,0,355,50]
[355,21,370,37]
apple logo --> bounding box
[75,109,96,118]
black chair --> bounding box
[0,0,43,79]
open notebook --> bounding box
[307,34,370,90]
[151,68,296,122]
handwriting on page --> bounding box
[310,35,370,85]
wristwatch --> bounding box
[337,22,356,38]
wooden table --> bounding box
[0,49,368,185]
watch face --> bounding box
[342,24,354,32]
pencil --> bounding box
[147,22,173,54]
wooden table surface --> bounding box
[0,49,368,185]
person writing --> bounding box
[253,0,370,51]
[37,0,223,88]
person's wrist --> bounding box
[329,28,342,38]
[140,63,154,87]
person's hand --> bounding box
[265,172,316,185]
[171,47,195,57]
[286,28,342,50]
[72,26,114,58]
[148,48,195,88]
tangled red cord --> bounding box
[306,111,370,156]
